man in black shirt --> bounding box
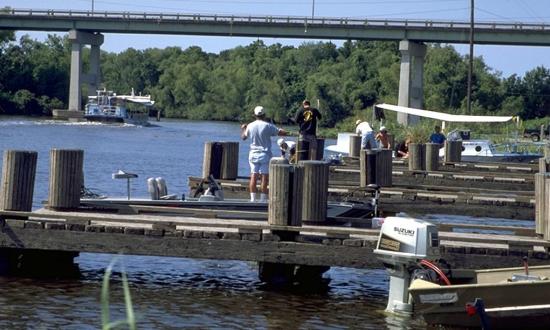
[294,100,322,160]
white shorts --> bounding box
[249,151,270,175]
[249,160,269,174]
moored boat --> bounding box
[374,216,550,329]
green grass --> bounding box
[101,257,136,330]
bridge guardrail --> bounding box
[2,8,549,31]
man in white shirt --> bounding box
[241,106,286,202]
[356,120,377,150]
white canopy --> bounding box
[375,103,514,123]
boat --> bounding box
[324,104,542,163]
[409,265,550,329]
[84,88,154,126]
[374,216,550,329]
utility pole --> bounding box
[312,0,315,20]
[467,0,474,114]
[92,0,95,14]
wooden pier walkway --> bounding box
[188,176,535,220]
[0,208,547,270]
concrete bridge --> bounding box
[2,8,550,123]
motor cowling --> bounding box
[374,216,440,314]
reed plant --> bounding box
[101,257,136,330]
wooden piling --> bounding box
[202,142,222,179]
[268,163,303,226]
[535,173,548,237]
[360,149,377,187]
[300,160,329,223]
[540,158,550,174]
[297,139,310,161]
[408,143,425,171]
[221,142,239,180]
[545,143,550,159]
[349,135,361,157]
[48,149,84,210]
[377,149,393,187]
[0,150,38,211]
[202,142,239,180]
[387,134,395,150]
[444,140,462,163]
[425,143,440,172]
[314,138,325,160]
[544,175,550,240]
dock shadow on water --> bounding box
[0,253,427,329]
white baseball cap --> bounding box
[254,106,265,116]
[380,126,387,131]
[355,119,362,126]
[277,138,285,146]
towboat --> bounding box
[374,216,550,329]
[84,88,154,126]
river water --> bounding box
[0,117,497,329]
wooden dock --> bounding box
[0,208,547,271]
[188,176,535,220]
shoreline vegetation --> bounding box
[0,30,548,140]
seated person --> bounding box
[395,138,410,158]
[277,138,297,163]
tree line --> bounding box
[0,30,549,125]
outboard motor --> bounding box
[374,216,439,314]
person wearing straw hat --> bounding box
[355,119,377,150]
[241,105,286,202]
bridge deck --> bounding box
[3,8,550,45]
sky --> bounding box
[4,0,550,77]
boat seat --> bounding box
[147,177,179,200]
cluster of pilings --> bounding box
[0,149,83,275]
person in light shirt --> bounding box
[355,120,377,150]
[277,138,296,163]
[241,106,286,202]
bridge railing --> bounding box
[3,8,550,31]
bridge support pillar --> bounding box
[397,40,426,126]
[67,30,104,111]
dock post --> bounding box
[314,138,325,160]
[202,142,239,180]
[539,157,550,173]
[349,135,361,157]
[425,143,440,171]
[221,142,239,180]
[48,149,84,210]
[387,134,395,150]
[360,149,378,187]
[535,173,549,238]
[545,143,550,159]
[296,139,310,161]
[408,143,425,171]
[377,149,393,187]
[300,160,329,223]
[0,150,38,211]
[444,140,462,163]
[268,162,303,226]
[544,175,550,240]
